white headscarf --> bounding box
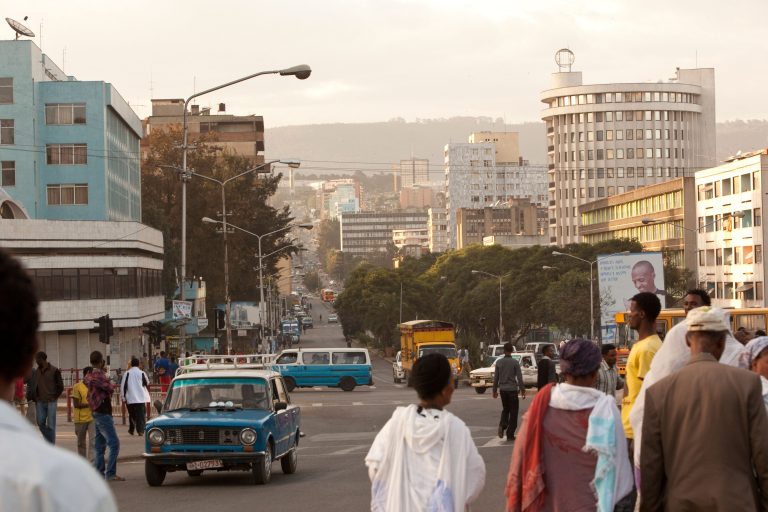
[740,336,768,370]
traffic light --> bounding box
[93,314,113,344]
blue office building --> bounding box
[0,40,142,221]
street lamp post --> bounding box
[178,64,311,349]
[192,159,299,354]
[202,218,313,350]
[471,270,507,342]
[551,250,630,341]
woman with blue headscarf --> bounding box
[741,336,768,413]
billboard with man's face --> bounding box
[597,252,665,343]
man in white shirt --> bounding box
[0,248,117,511]
[121,356,149,435]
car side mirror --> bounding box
[154,399,164,415]
[274,401,288,411]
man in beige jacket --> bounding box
[640,307,768,511]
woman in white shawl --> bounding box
[740,336,768,413]
[365,353,485,512]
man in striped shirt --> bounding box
[595,343,624,399]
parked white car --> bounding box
[393,351,405,383]
[469,352,559,393]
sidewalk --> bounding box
[54,412,147,462]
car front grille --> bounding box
[164,427,242,446]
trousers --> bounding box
[499,390,520,439]
[75,420,95,462]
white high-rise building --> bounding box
[443,132,547,248]
[428,207,448,253]
[541,49,716,245]
[399,158,430,188]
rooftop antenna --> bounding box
[6,17,35,40]
[555,48,575,72]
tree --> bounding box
[302,271,321,292]
[141,126,298,324]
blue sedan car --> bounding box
[143,369,300,486]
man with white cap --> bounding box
[629,301,743,468]
[639,306,768,511]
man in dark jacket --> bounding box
[537,345,558,389]
[493,343,526,441]
[32,351,63,444]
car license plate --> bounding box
[186,459,223,471]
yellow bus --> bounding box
[613,307,768,374]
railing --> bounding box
[176,353,278,374]
[66,384,167,425]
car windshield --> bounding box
[166,377,270,411]
[419,345,457,359]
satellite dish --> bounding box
[6,18,35,40]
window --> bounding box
[616,111,623,121]
[606,130,613,141]
[45,104,86,125]
[607,168,615,178]
[756,208,762,226]
[616,149,624,159]
[598,187,605,197]
[46,144,87,165]
[616,129,624,140]
[627,148,635,159]
[606,149,614,159]
[722,178,732,195]
[0,120,13,144]
[46,184,88,205]
[588,131,594,142]
[636,129,643,140]
[595,112,603,122]
[626,111,634,121]
[626,129,634,140]
[0,78,11,104]
[606,111,613,122]
[596,130,604,141]
[741,173,752,192]
[305,352,331,365]
[1,161,14,187]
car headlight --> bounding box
[239,428,257,446]
[148,428,165,446]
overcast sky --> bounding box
[5,0,768,127]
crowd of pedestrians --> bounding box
[365,287,768,511]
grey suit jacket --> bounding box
[640,353,768,511]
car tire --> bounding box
[474,387,487,394]
[187,470,203,477]
[280,446,298,475]
[145,461,166,487]
[252,442,272,485]
[284,377,296,392]
[339,377,356,392]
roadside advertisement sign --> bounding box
[597,252,666,342]
[172,300,193,319]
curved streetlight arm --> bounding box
[552,251,591,265]
[471,269,499,279]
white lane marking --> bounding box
[480,437,512,448]
[312,403,323,407]
[328,444,368,455]
[352,402,363,406]
[310,432,378,442]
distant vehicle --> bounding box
[327,313,338,323]
[524,342,560,362]
[321,289,336,302]
[143,368,300,486]
[273,348,372,392]
[393,351,405,383]
[301,316,313,329]
[281,320,301,344]
[469,352,559,393]
[487,344,516,358]
[399,320,459,385]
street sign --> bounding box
[198,317,209,330]
[238,330,247,337]
[172,300,193,319]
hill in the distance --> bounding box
[265,117,768,177]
